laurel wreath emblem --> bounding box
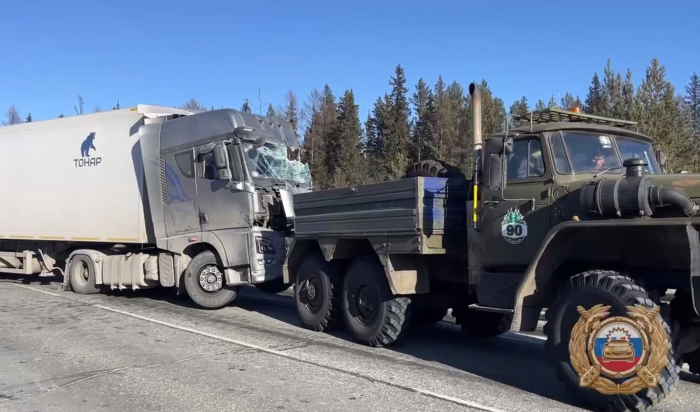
[569,304,669,395]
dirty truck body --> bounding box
[285,84,700,411]
[0,106,308,308]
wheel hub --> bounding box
[356,285,378,321]
[307,283,317,300]
[199,266,223,293]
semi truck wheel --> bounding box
[544,270,680,412]
[342,255,411,347]
[68,254,100,295]
[254,277,292,294]
[294,252,343,332]
[183,251,239,309]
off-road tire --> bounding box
[342,255,411,347]
[404,160,466,179]
[68,254,100,295]
[184,251,239,309]
[254,277,292,295]
[294,252,343,332]
[544,270,680,412]
[456,310,512,338]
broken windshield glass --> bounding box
[243,142,311,185]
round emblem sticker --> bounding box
[591,321,647,378]
[501,208,528,244]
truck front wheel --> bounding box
[294,253,343,332]
[68,254,100,295]
[183,251,239,309]
[342,255,411,347]
[544,270,680,412]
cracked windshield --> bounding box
[244,141,311,185]
[3,3,700,412]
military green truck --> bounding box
[283,83,700,411]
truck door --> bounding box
[480,136,553,271]
[195,143,251,233]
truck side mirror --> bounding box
[482,136,512,191]
[214,143,232,180]
[655,149,667,173]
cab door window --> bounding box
[507,138,545,180]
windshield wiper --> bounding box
[593,166,623,178]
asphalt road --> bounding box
[1,275,699,412]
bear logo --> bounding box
[81,133,97,157]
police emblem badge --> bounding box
[569,304,669,395]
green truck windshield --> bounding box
[554,132,660,175]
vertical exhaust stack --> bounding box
[469,83,483,176]
[469,83,483,152]
[469,83,483,227]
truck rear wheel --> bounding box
[544,270,680,412]
[68,254,100,295]
[183,251,239,309]
[294,252,343,332]
[342,255,411,347]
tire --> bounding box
[183,250,239,309]
[404,160,466,179]
[456,310,512,338]
[294,252,343,332]
[68,254,100,295]
[254,277,292,294]
[342,255,411,347]
[543,270,680,412]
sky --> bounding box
[1,0,699,127]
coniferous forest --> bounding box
[4,58,700,190]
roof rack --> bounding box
[512,107,638,132]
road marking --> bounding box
[8,283,508,412]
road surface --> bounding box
[0,275,699,412]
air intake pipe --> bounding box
[580,158,700,218]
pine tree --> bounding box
[685,72,700,137]
[328,89,365,186]
[266,103,278,118]
[535,100,546,110]
[58,114,64,118]
[241,99,252,113]
[282,91,300,139]
[25,113,32,123]
[409,78,436,162]
[113,101,120,110]
[636,58,694,172]
[383,65,412,178]
[560,93,582,111]
[584,73,605,114]
[509,96,529,117]
[547,95,558,108]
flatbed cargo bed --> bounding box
[293,177,470,254]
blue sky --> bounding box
[1,1,698,126]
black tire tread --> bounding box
[404,160,466,179]
[543,270,680,412]
[296,253,344,332]
[344,255,411,347]
[184,250,239,309]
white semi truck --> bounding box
[0,105,311,308]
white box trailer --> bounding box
[0,106,309,308]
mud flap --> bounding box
[686,224,700,315]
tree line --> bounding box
[4,58,700,188]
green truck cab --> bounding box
[284,83,700,412]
